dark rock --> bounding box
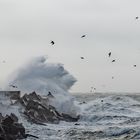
[10,91,20,101]
[74,123,80,125]
[0,114,34,140]
[79,101,86,105]
[28,91,41,101]
[19,91,79,124]
[10,113,18,123]
[1,115,14,126]
[0,113,4,122]
[61,113,80,122]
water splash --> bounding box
[6,56,79,116]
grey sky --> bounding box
[0,0,140,92]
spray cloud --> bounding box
[7,56,79,116]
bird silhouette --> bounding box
[47,91,54,98]
[136,16,139,20]
[50,41,55,45]
[81,35,86,38]
[9,85,18,88]
[81,57,84,59]
[90,87,96,92]
[112,60,116,62]
[108,52,111,57]
[133,65,137,67]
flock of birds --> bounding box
[7,16,140,92]
[108,51,137,67]
[50,32,138,93]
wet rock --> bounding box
[61,113,80,122]
[1,91,79,125]
[79,101,86,105]
[27,91,41,101]
[10,91,20,101]
[10,113,18,123]
[0,113,4,122]
[1,115,14,126]
[74,123,80,125]
[19,91,79,124]
[0,114,26,140]
[0,113,39,140]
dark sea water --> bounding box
[1,92,140,140]
[25,92,140,140]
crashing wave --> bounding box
[5,56,79,117]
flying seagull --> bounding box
[133,65,137,67]
[112,60,116,62]
[136,16,139,20]
[80,57,84,59]
[81,35,86,38]
[108,52,111,57]
[50,40,55,45]
[47,91,54,98]
[9,85,18,88]
[90,87,96,92]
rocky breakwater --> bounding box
[0,91,80,139]
[18,91,79,124]
[0,113,38,140]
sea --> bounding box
[2,56,140,139]
[23,92,140,140]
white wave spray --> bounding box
[6,56,79,117]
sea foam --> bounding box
[6,56,79,117]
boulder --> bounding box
[0,114,26,140]
[19,91,79,124]
[0,113,38,140]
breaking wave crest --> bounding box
[6,56,79,117]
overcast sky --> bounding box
[0,0,140,92]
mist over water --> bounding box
[6,56,79,116]
[1,56,140,139]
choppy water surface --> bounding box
[24,93,140,140]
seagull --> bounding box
[90,87,96,93]
[47,91,54,98]
[108,52,111,57]
[133,65,137,67]
[80,57,84,59]
[112,60,116,62]
[9,85,18,88]
[50,40,55,45]
[81,35,86,38]
[112,76,114,79]
[136,16,139,20]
